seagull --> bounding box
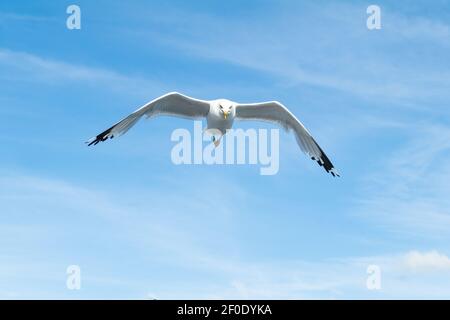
[87,92,339,176]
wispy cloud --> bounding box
[0,48,165,99]
[2,1,450,299]
[134,3,450,107]
[355,123,450,237]
[157,249,450,299]
[2,171,450,299]
[0,11,54,23]
[404,250,450,272]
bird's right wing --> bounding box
[87,92,210,146]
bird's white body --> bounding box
[87,92,339,176]
[206,99,235,138]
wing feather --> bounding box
[236,101,339,176]
[87,92,210,146]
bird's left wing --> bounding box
[87,92,210,146]
[235,101,339,176]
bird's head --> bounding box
[216,99,235,120]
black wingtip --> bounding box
[311,140,340,177]
[86,136,104,146]
[317,157,340,177]
[86,128,113,146]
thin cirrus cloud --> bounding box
[2,1,450,299]
[355,123,450,237]
[404,250,450,272]
[0,47,264,104]
[0,48,165,99]
[2,171,450,299]
[133,2,450,107]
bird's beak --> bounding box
[223,111,229,119]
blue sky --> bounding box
[1,0,450,299]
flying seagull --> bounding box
[87,92,339,176]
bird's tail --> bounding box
[204,128,223,147]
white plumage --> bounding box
[87,92,339,176]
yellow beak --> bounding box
[223,111,229,119]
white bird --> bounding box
[87,92,339,176]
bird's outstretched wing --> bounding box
[87,92,210,146]
[235,101,339,176]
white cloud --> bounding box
[0,12,54,23]
[136,3,450,105]
[355,123,450,237]
[3,170,450,298]
[0,48,164,99]
[403,250,450,272]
